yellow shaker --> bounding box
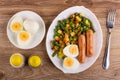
[10,53,25,68]
[28,55,41,68]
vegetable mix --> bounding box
[51,13,95,59]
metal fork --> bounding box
[102,9,116,70]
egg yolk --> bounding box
[19,32,30,41]
[29,56,41,67]
[11,22,22,31]
[64,57,74,67]
[11,55,23,66]
[69,45,77,55]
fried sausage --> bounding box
[86,29,94,57]
[77,35,86,63]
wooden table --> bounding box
[0,0,120,80]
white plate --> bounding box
[7,11,45,49]
[46,6,103,73]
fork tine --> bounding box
[109,9,113,21]
[108,9,116,22]
[107,9,111,22]
[111,9,116,22]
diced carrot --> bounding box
[53,46,58,51]
[55,36,60,41]
[63,34,69,44]
[68,26,71,30]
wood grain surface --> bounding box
[0,0,120,80]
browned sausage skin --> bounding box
[77,35,86,63]
[86,29,94,57]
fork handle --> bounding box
[102,29,111,70]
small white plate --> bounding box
[46,6,103,73]
[7,11,45,49]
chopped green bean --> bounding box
[52,50,59,57]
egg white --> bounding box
[10,16,23,32]
[63,44,79,58]
[23,19,39,34]
[17,31,31,46]
[63,57,80,70]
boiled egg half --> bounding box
[23,19,39,34]
[10,16,23,32]
[63,57,79,70]
[17,31,31,46]
[63,44,79,58]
